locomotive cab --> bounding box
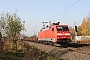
[56,25,71,44]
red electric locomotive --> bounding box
[38,22,71,45]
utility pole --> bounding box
[49,21,51,28]
[34,29,36,38]
[35,27,38,37]
[22,21,25,40]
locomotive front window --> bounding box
[63,26,69,31]
[57,27,62,31]
[57,26,69,31]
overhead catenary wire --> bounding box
[65,10,90,22]
[48,0,81,20]
[44,0,64,20]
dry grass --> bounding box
[0,41,62,60]
[0,40,4,54]
[0,41,27,60]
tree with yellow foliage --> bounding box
[78,16,90,36]
[80,18,88,36]
[77,26,82,36]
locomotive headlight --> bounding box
[58,37,59,38]
[57,34,62,35]
[57,36,60,38]
[65,33,70,35]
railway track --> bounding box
[59,43,90,55]
[25,41,90,60]
[73,48,90,55]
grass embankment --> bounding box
[27,45,63,60]
[0,41,27,60]
[0,41,63,60]
[0,51,26,60]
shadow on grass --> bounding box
[28,46,63,60]
[0,50,26,60]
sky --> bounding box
[0,0,90,36]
